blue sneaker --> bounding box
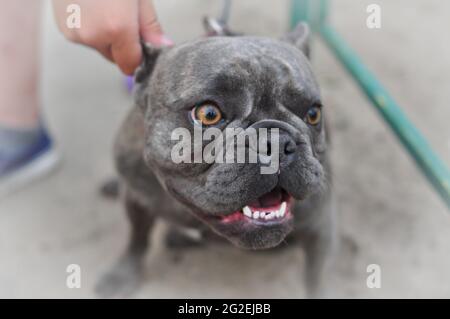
[0,127,59,196]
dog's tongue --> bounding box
[250,188,283,208]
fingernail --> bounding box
[160,35,174,46]
[147,34,174,47]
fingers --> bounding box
[52,0,172,75]
[139,0,173,46]
[111,30,143,75]
[96,44,114,63]
[51,0,76,38]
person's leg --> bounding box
[0,0,41,128]
[0,0,58,195]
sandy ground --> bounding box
[0,0,449,298]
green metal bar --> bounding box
[290,0,310,27]
[318,0,329,25]
[319,25,450,209]
[290,0,326,28]
[290,0,450,209]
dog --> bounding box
[96,23,336,298]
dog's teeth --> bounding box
[243,206,252,217]
[241,203,287,221]
[280,201,287,216]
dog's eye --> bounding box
[191,103,222,126]
[306,106,321,126]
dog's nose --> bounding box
[266,132,297,167]
[249,119,300,167]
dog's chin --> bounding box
[196,187,295,250]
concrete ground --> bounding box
[1,0,449,298]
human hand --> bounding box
[52,0,172,75]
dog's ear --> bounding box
[134,42,162,83]
[281,22,311,58]
[134,43,162,112]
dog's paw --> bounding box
[99,177,121,199]
[95,258,142,298]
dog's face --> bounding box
[135,24,328,249]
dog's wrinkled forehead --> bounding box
[148,36,319,108]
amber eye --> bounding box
[192,103,223,126]
[306,106,321,125]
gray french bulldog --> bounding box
[97,23,336,298]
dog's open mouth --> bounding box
[220,187,293,224]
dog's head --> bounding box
[135,23,328,249]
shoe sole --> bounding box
[0,148,61,198]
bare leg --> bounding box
[95,191,155,298]
[0,0,59,194]
[0,0,42,128]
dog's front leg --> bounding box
[95,190,155,298]
[301,227,334,298]
[296,196,337,298]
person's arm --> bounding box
[52,0,172,75]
